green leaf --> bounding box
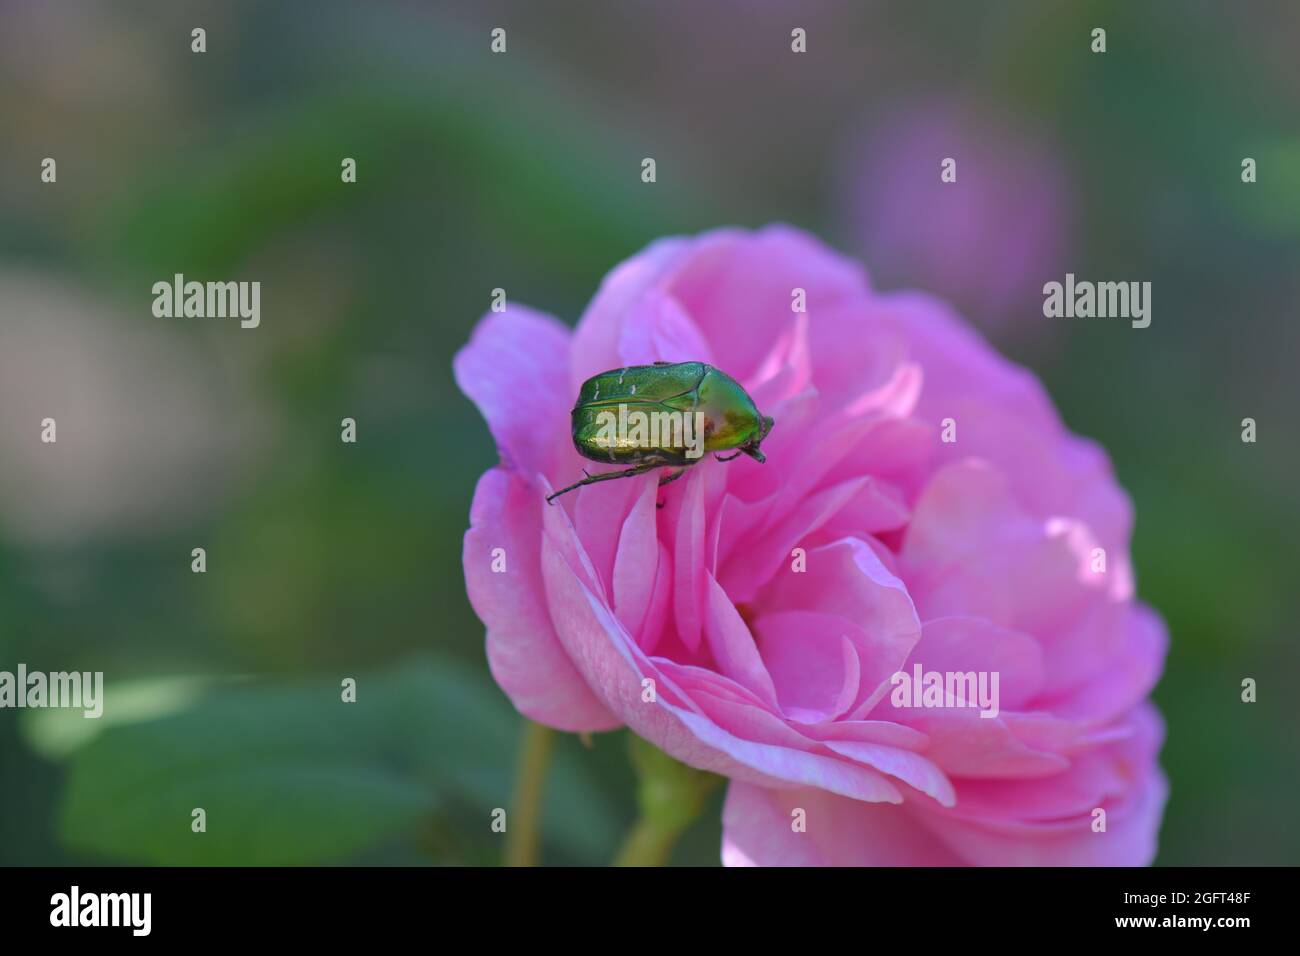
[56,656,619,865]
[22,675,220,761]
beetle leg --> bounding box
[654,466,692,508]
[546,463,660,504]
[713,451,741,462]
[657,468,689,486]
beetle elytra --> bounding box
[546,361,774,504]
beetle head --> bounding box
[742,415,775,463]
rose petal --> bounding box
[452,306,573,479]
[464,469,618,731]
[722,783,963,867]
[755,614,861,723]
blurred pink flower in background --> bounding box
[839,100,1075,342]
[456,225,1166,866]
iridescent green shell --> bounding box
[570,362,772,464]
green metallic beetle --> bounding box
[546,361,774,503]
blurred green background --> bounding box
[1,0,1296,866]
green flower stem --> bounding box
[613,815,690,867]
[613,734,722,867]
[504,720,555,867]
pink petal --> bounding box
[617,291,715,366]
[746,310,813,408]
[569,236,694,387]
[610,477,662,637]
[822,739,956,807]
[539,525,907,802]
[668,225,871,383]
[1043,605,1168,725]
[753,612,860,723]
[452,307,573,479]
[882,707,1070,778]
[916,705,1167,865]
[761,537,922,716]
[702,572,780,708]
[720,477,871,603]
[804,719,931,751]
[722,783,964,866]
[812,476,911,542]
[912,616,1046,712]
[672,469,709,654]
[575,471,647,596]
[904,461,1107,636]
[463,469,618,732]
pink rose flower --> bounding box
[455,225,1167,866]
